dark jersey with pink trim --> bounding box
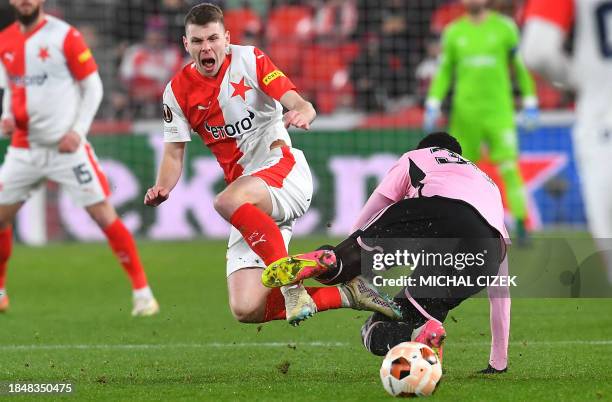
[162,44,296,183]
[0,16,98,148]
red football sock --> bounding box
[103,219,148,290]
[305,287,343,311]
[263,286,343,322]
[0,226,12,289]
[230,203,287,265]
[264,288,286,321]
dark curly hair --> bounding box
[416,131,462,155]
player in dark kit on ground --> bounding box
[262,132,511,372]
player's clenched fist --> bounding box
[1,117,15,137]
[283,110,310,130]
[144,186,170,207]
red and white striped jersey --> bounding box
[162,44,296,184]
[525,0,612,131]
[0,15,98,148]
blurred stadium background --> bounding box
[0,0,583,244]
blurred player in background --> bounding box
[263,132,511,372]
[522,0,612,281]
[144,3,401,326]
[423,0,539,243]
[0,0,159,316]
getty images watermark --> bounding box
[360,237,612,298]
[370,248,517,288]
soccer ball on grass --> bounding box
[379,342,442,397]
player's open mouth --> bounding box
[201,58,215,72]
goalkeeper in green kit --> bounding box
[423,0,539,241]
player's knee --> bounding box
[214,190,242,218]
[0,204,21,229]
[213,192,226,215]
[216,178,270,216]
[230,306,263,323]
[86,201,117,228]
[229,299,265,323]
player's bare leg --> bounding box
[0,202,24,313]
[86,200,159,316]
[228,268,318,325]
[228,267,317,326]
[216,174,318,323]
[228,267,400,326]
[227,268,272,323]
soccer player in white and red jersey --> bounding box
[521,0,612,282]
[0,0,159,316]
[144,3,401,325]
[264,133,512,372]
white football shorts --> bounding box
[0,143,110,207]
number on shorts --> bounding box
[72,163,93,184]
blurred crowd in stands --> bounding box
[0,0,573,120]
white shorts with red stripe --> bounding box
[226,146,313,276]
[0,143,110,207]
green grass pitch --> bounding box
[0,236,610,401]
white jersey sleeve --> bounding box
[162,83,191,143]
[71,71,103,137]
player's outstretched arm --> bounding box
[144,142,185,207]
[280,90,316,130]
